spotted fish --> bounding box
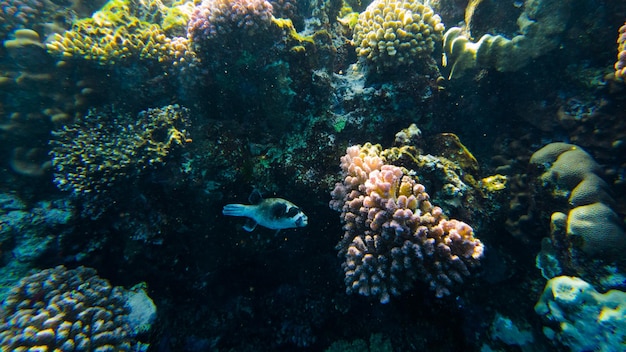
[222,190,308,231]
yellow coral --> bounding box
[353,0,444,72]
[46,0,192,65]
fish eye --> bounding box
[286,207,300,217]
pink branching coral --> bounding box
[616,22,626,80]
[330,144,484,303]
[187,0,274,54]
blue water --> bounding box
[0,0,625,350]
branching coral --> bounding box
[0,266,151,351]
[49,104,191,195]
[615,22,626,81]
[330,143,484,302]
[352,0,444,73]
[187,0,276,57]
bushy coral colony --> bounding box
[0,266,154,351]
[0,0,625,350]
[330,144,483,302]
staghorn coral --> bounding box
[352,0,444,73]
[46,0,195,65]
[330,143,484,302]
[49,104,191,196]
[616,22,626,81]
[0,265,151,351]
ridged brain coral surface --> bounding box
[353,0,444,72]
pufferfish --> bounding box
[222,190,308,232]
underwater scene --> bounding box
[0,0,625,350]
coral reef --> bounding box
[49,104,191,196]
[530,142,626,265]
[187,0,275,57]
[330,143,484,302]
[442,0,571,78]
[352,0,444,73]
[0,265,152,350]
[0,194,73,301]
[0,0,47,40]
[616,22,626,81]
[46,0,194,65]
[535,276,626,352]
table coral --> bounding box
[0,265,149,351]
[49,104,191,196]
[46,0,194,65]
[330,143,484,302]
[352,0,444,73]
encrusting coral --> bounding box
[330,143,484,302]
[0,266,151,351]
[352,0,444,73]
[535,276,626,351]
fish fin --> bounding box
[248,189,263,204]
[222,204,247,216]
[243,219,258,232]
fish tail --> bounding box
[222,204,249,217]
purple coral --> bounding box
[187,0,274,54]
[616,22,626,80]
[0,266,150,351]
[330,145,484,303]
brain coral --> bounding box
[352,0,444,73]
[0,266,149,351]
[530,142,626,262]
[330,143,484,302]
